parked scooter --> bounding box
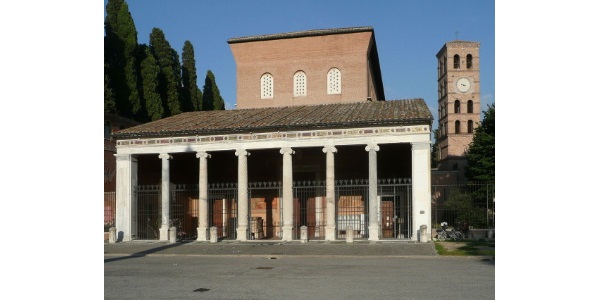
[436,222,463,241]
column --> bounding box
[115,154,138,242]
[235,149,250,241]
[196,151,211,241]
[322,146,337,241]
[365,143,380,241]
[159,153,172,241]
[411,142,432,242]
[280,147,295,241]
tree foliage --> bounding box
[104,0,143,120]
[105,0,227,123]
[149,28,182,116]
[465,104,495,182]
[202,70,225,111]
[181,41,202,111]
[139,45,163,121]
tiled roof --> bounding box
[227,26,373,44]
[112,99,433,139]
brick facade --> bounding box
[228,27,384,108]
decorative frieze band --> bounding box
[117,125,430,147]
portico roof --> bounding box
[112,98,433,139]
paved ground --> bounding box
[104,240,442,257]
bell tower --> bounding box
[435,41,481,175]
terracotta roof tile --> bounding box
[112,99,433,139]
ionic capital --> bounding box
[235,149,250,157]
[158,153,172,160]
[196,151,211,159]
[365,143,380,152]
[280,147,295,155]
[322,146,337,154]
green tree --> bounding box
[139,45,163,121]
[181,41,203,111]
[104,0,143,120]
[149,27,182,116]
[465,103,495,182]
[104,62,117,113]
[431,128,440,168]
[202,70,225,111]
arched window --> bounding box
[468,120,474,133]
[454,100,461,113]
[455,120,461,134]
[293,71,306,97]
[467,54,473,69]
[453,54,460,69]
[467,100,474,113]
[327,68,341,94]
[261,73,273,99]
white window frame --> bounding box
[261,73,273,99]
[327,68,341,95]
[293,71,307,97]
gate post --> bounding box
[300,226,308,243]
[346,225,354,243]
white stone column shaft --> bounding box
[115,154,138,242]
[323,146,337,241]
[159,153,172,241]
[235,149,250,241]
[411,142,432,242]
[366,143,380,241]
[196,152,211,241]
[280,147,295,241]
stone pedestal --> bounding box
[300,226,308,243]
[108,227,117,244]
[210,226,218,243]
[346,226,354,243]
[419,225,428,243]
[168,227,177,244]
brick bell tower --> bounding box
[435,41,481,178]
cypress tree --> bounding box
[149,28,182,116]
[139,45,163,121]
[104,62,117,113]
[202,70,225,111]
[181,41,202,111]
[104,0,143,120]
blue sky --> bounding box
[104,0,495,128]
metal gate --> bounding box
[378,178,412,239]
[335,179,369,239]
[136,185,160,240]
[208,182,238,240]
[248,181,282,240]
[293,180,326,240]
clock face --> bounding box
[456,77,471,93]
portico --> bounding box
[114,100,433,243]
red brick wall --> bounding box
[230,31,376,108]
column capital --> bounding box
[280,147,295,155]
[158,153,172,160]
[196,151,211,159]
[322,145,337,154]
[235,149,250,157]
[365,143,380,152]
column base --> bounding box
[325,226,337,241]
[281,225,293,241]
[159,226,169,241]
[236,226,248,241]
[368,225,380,241]
[196,227,209,241]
